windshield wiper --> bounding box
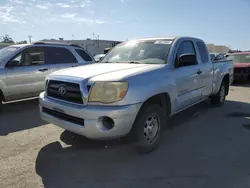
[102,61,120,63]
[128,61,143,64]
[102,61,143,64]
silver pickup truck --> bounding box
[39,36,234,153]
[0,42,93,110]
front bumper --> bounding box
[39,92,142,140]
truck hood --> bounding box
[234,62,250,68]
[49,63,165,82]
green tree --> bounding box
[1,34,14,43]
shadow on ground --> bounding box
[0,99,46,135]
[36,100,250,188]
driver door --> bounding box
[4,47,50,101]
[174,40,202,111]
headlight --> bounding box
[89,82,128,103]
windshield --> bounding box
[100,39,173,64]
[226,54,250,63]
[0,46,20,59]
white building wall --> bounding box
[206,43,229,53]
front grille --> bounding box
[42,107,84,126]
[47,80,83,104]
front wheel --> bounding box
[131,104,164,154]
[211,80,226,106]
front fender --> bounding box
[124,75,177,113]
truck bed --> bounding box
[212,59,234,95]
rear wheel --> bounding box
[131,104,164,154]
[211,80,226,106]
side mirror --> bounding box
[6,60,19,68]
[214,55,224,61]
[95,57,104,63]
[177,54,197,67]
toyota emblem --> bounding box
[58,85,67,95]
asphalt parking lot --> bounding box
[0,85,250,188]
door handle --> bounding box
[71,65,78,67]
[38,68,49,72]
[197,70,203,75]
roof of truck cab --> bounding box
[136,37,176,41]
[133,36,202,41]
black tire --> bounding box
[131,104,164,154]
[211,80,226,106]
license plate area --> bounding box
[52,107,65,114]
[43,107,84,126]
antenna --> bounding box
[28,35,32,43]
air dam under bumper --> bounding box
[39,92,142,140]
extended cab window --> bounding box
[75,49,93,61]
[196,41,209,63]
[45,47,77,64]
